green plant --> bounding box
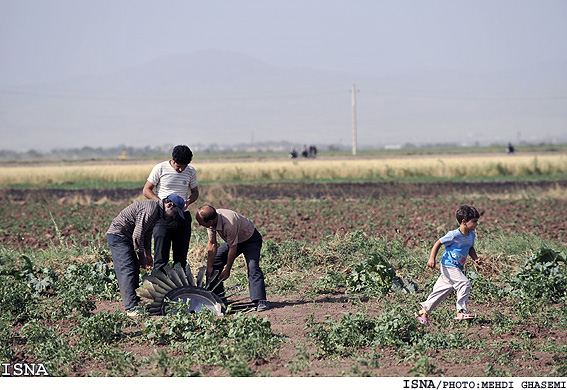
[143,300,283,375]
[346,253,396,296]
[0,316,15,360]
[346,252,416,296]
[307,308,422,358]
[508,247,567,302]
[286,344,313,375]
[309,270,346,294]
[20,319,78,376]
[0,274,40,321]
[72,311,130,348]
[408,355,444,376]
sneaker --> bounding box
[414,312,429,326]
[126,306,145,318]
[455,311,475,320]
[255,300,270,312]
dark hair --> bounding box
[456,205,480,223]
[172,145,193,164]
[198,205,217,222]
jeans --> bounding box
[212,229,266,301]
[152,210,192,272]
[107,233,140,311]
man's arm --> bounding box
[143,181,159,200]
[219,245,238,280]
[185,186,199,209]
[206,231,218,277]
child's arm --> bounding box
[427,240,443,268]
[469,247,479,261]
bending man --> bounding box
[195,205,269,312]
[107,195,186,316]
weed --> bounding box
[72,311,130,349]
[143,301,283,375]
[308,270,346,295]
[20,319,78,376]
[286,344,313,375]
[307,308,422,358]
[345,252,416,296]
[408,355,444,376]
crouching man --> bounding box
[107,194,185,316]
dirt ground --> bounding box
[4,180,567,251]
[3,180,567,377]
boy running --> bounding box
[416,205,481,325]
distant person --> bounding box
[506,143,515,154]
[301,145,309,158]
[289,146,298,159]
[195,205,269,312]
[107,194,186,316]
[143,145,199,273]
[415,205,482,325]
[309,145,317,158]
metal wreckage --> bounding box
[135,262,256,316]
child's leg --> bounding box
[420,273,454,315]
[442,266,472,313]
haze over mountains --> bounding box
[1,50,566,152]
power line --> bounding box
[0,87,348,102]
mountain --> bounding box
[1,50,566,151]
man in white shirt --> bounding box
[143,145,199,273]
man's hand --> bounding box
[219,267,231,281]
[207,264,214,278]
[140,253,153,271]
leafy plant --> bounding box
[20,319,78,376]
[0,274,40,321]
[346,252,417,296]
[72,311,130,348]
[309,270,346,294]
[307,308,423,357]
[508,247,567,302]
[346,253,396,295]
[143,300,283,375]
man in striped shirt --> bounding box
[107,194,185,315]
[143,145,199,273]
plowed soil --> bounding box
[3,180,567,377]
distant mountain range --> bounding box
[1,50,566,151]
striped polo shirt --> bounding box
[147,160,198,200]
[107,199,164,254]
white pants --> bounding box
[420,265,471,314]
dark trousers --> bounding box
[212,229,266,302]
[107,233,140,311]
[152,210,192,272]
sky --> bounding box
[1,0,566,150]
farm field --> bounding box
[1,159,567,377]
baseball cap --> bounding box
[166,194,185,219]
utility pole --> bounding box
[351,84,358,155]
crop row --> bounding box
[1,154,567,186]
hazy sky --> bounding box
[1,0,566,84]
[1,1,566,152]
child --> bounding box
[415,205,481,325]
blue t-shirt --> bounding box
[440,228,475,270]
